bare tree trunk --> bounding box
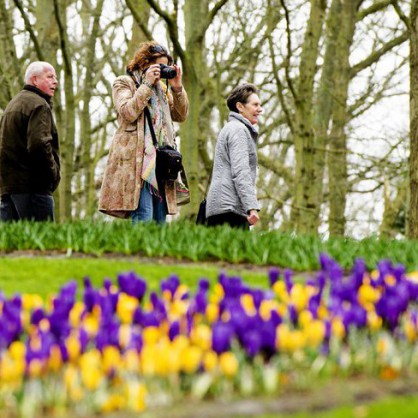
[79,0,104,217]
[409,0,418,237]
[0,0,21,106]
[291,0,327,234]
[310,0,342,232]
[327,0,358,237]
[54,0,75,220]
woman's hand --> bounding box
[169,64,183,91]
[145,64,161,85]
[247,210,259,226]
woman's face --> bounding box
[237,93,263,125]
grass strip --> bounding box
[1,220,418,270]
[0,257,269,297]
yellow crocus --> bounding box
[298,310,313,328]
[66,333,81,362]
[209,283,224,304]
[404,320,417,342]
[22,293,44,311]
[240,294,256,316]
[117,293,139,324]
[287,330,306,352]
[276,323,290,351]
[70,301,85,327]
[305,320,326,348]
[123,349,140,373]
[205,303,219,323]
[101,394,126,412]
[259,300,279,321]
[174,284,189,300]
[331,318,345,340]
[8,341,26,361]
[83,312,100,337]
[28,358,43,378]
[142,326,160,346]
[203,350,218,372]
[317,305,329,320]
[170,299,189,318]
[190,324,212,351]
[272,281,288,302]
[219,352,239,377]
[367,311,382,331]
[102,345,122,374]
[358,284,380,308]
[384,274,396,287]
[48,344,63,372]
[290,283,309,312]
[119,324,132,349]
[181,346,202,374]
[140,346,158,376]
[81,366,103,390]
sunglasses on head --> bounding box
[150,45,167,54]
[150,45,174,65]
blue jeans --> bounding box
[0,193,54,222]
[131,183,167,225]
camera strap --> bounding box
[144,107,159,149]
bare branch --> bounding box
[12,0,44,61]
[145,0,186,64]
[53,0,72,75]
[391,0,411,30]
[350,31,408,77]
[356,0,392,21]
[280,0,297,101]
[125,0,153,40]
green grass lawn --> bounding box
[243,395,418,418]
[0,256,270,297]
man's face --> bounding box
[33,67,58,97]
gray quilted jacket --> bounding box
[206,112,260,218]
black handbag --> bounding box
[144,107,182,182]
[196,164,213,225]
[196,198,207,225]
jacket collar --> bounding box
[23,84,52,106]
[228,111,259,137]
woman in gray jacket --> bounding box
[206,84,262,229]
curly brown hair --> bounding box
[126,41,173,73]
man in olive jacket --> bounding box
[0,61,60,221]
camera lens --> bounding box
[159,64,177,79]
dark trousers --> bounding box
[207,212,249,230]
[0,193,54,222]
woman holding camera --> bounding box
[99,41,189,224]
[206,84,262,229]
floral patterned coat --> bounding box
[98,76,189,218]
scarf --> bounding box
[132,70,175,193]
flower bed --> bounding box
[1,254,418,416]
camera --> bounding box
[159,64,177,79]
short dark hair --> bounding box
[226,83,259,112]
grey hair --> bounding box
[24,61,54,84]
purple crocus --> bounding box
[117,272,147,300]
[268,268,280,287]
[161,275,180,297]
[212,321,234,354]
[169,321,180,341]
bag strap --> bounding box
[144,107,158,148]
[204,166,213,197]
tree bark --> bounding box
[291,0,327,234]
[409,0,418,237]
